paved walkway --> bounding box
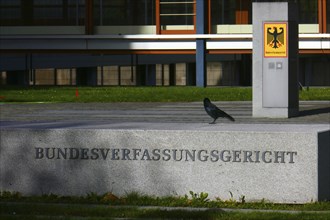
[0,101,329,128]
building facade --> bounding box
[0,0,329,86]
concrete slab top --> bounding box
[1,121,329,133]
[0,101,329,130]
[1,101,329,204]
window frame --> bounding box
[318,0,327,33]
[156,0,196,34]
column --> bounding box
[252,0,299,118]
[196,0,206,87]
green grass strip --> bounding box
[1,191,330,219]
[0,86,329,103]
[1,202,330,220]
[1,191,330,211]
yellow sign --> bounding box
[264,22,288,58]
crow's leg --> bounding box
[209,118,217,124]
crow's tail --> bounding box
[224,112,235,122]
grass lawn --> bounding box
[1,202,330,220]
[1,192,330,220]
[0,86,329,103]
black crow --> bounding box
[203,98,235,124]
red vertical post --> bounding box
[75,88,79,98]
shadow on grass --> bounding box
[135,208,224,219]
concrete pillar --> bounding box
[196,40,206,87]
[196,0,206,87]
[252,1,299,118]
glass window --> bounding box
[0,0,21,25]
[33,0,84,25]
[94,0,155,26]
[35,69,55,85]
[56,69,75,85]
[160,0,195,26]
[34,0,63,21]
[157,0,196,33]
[67,0,85,25]
[0,0,84,26]
[211,0,251,25]
[298,0,318,24]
